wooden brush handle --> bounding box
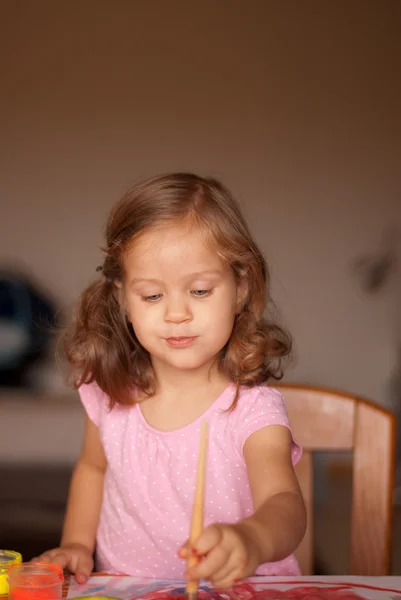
[186,421,208,595]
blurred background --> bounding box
[0,0,400,574]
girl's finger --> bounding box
[211,559,244,589]
[178,540,191,558]
[75,555,93,584]
[191,525,223,556]
[49,552,70,569]
[32,552,58,562]
[33,551,66,567]
[187,545,227,581]
[213,571,240,590]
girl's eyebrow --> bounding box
[130,269,223,286]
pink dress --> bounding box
[79,381,302,578]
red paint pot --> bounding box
[8,562,63,600]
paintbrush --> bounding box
[186,421,208,600]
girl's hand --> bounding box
[32,543,93,583]
[179,522,263,589]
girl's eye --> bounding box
[191,289,211,297]
[142,294,163,302]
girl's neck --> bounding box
[152,358,229,401]
[138,358,231,431]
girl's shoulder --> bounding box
[233,383,288,416]
[228,384,301,464]
[78,380,123,426]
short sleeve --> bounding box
[79,382,106,427]
[233,386,302,465]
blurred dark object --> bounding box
[352,226,401,498]
[352,226,399,293]
[0,270,57,387]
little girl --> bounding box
[37,173,306,588]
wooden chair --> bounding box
[276,383,396,576]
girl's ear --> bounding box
[113,279,123,302]
[235,274,249,314]
[114,280,131,321]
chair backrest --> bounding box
[276,383,396,576]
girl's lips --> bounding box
[165,336,197,348]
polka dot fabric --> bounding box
[79,382,302,578]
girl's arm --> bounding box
[182,424,306,587]
[239,424,306,562]
[61,415,107,551]
[36,415,107,582]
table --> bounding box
[64,575,401,600]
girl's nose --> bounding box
[164,296,192,324]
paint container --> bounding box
[8,562,63,600]
[0,550,22,596]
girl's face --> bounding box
[121,222,238,374]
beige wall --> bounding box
[1,0,400,404]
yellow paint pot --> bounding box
[0,550,22,596]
